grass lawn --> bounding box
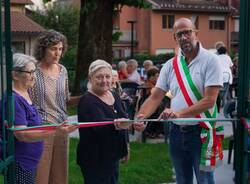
[69,138,174,184]
[67,106,77,116]
[0,136,230,184]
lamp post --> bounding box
[127,20,137,58]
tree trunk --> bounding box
[73,0,113,94]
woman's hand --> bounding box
[56,122,78,134]
[114,118,131,130]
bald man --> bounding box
[135,18,223,184]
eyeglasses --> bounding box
[16,69,37,77]
[175,29,193,39]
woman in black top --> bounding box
[77,59,131,184]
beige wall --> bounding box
[10,5,25,13]
[12,35,37,56]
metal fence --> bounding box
[0,0,15,183]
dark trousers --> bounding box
[80,161,119,184]
[169,123,215,184]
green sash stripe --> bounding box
[180,56,216,119]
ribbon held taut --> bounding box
[173,55,223,171]
[8,118,235,132]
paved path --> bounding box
[163,150,234,184]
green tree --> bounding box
[73,0,150,94]
[28,5,80,48]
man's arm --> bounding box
[176,86,220,118]
[137,87,166,118]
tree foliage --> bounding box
[28,5,80,48]
[33,0,151,94]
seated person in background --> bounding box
[0,53,76,184]
[125,59,142,85]
[144,66,159,96]
[142,60,154,80]
[117,60,128,80]
[137,67,165,138]
[111,69,122,96]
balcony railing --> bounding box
[113,30,136,42]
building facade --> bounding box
[113,0,236,58]
[6,0,45,55]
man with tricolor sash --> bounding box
[136,18,223,184]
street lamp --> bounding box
[127,20,137,58]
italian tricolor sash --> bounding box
[173,55,224,171]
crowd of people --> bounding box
[0,17,241,184]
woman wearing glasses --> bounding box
[1,53,74,184]
[28,30,79,184]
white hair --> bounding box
[117,60,127,70]
[13,53,37,70]
[214,41,225,50]
[88,59,112,77]
[143,60,153,66]
[127,59,138,68]
[112,69,118,76]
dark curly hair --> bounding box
[34,30,68,61]
[147,66,159,79]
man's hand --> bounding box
[158,108,180,119]
[133,114,146,132]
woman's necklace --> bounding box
[89,90,114,105]
[89,90,117,113]
[110,104,117,113]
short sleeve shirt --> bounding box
[29,64,70,124]
[156,43,223,125]
[218,54,233,84]
[127,71,141,84]
[13,91,43,170]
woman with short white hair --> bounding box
[76,59,141,184]
[1,53,75,184]
[117,60,128,80]
[126,59,141,84]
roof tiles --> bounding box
[2,11,45,35]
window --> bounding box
[162,15,174,29]
[234,19,239,32]
[209,16,225,30]
[112,48,121,59]
[156,48,174,55]
[12,41,25,53]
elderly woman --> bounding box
[126,59,141,84]
[117,60,128,80]
[111,69,122,95]
[142,60,153,80]
[0,53,75,184]
[77,59,137,184]
[29,30,79,184]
